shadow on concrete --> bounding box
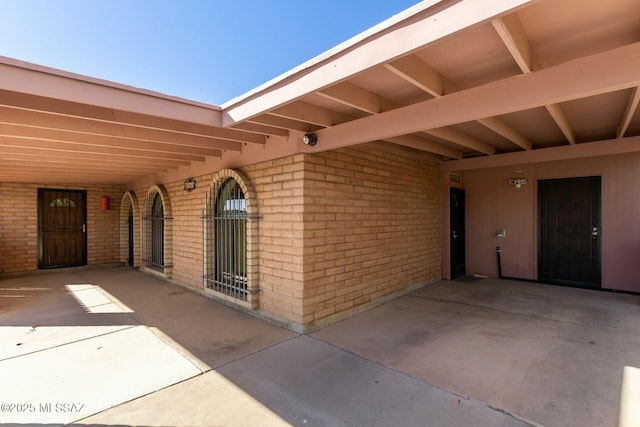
[3,267,637,426]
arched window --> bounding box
[143,186,172,275]
[49,198,76,208]
[151,192,164,268]
[209,178,247,298]
[204,170,258,308]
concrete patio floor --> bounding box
[0,267,638,426]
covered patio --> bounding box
[1,0,640,330]
[1,266,638,426]
[1,2,640,423]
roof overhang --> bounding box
[1,0,639,185]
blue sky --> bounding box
[0,1,420,105]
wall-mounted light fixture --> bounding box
[100,196,110,210]
[302,133,318,147]
[508,178,527,188]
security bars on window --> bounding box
[143,192,167,271]
[203,178,249,301]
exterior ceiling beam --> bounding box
[493,13,575,145]
[491,15,532,73]
[386,53,530,150]
[223,0,535,125]
[0,147,189,167]
[0,137,210,162]
[0,57,222,126]
[384,135,462,159]
[0,171,139,184]
[0,89,266,145]
[443,135,640,171]
[544,103,575,144]
[476,117,530,150]
[230,122,290,137]
[0,170,143,180]
[307,42,640,153]
[0,123,225,156]
[271,101,337,127]
[248,115,321,133]
[0,155,172,172]
[318,82,382,114]
[0,107,242,152]
[618,86,640,138]
[385,55,444,98]
[319,80,493,155]
[423,127,495,155]
[0,161,149,176]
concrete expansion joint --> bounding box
[476,401,544,427]
[74,326,302,423]
[70,372,209,426]
[214,333,301,371]
[310,334,542,427]
[1,324,139,363]
[144,325,211,374]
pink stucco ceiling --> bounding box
[0,0,639,185]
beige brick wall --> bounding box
[0,182,124,274]
[1,144,440,329]
[86,185,126,266]
[129,145,440,330]
[133,178,215,286]
[302,145,442,328]
[243,155,305,325]
[163,177,209,287]
[0,183,37,273]
[134,155,306,327]
[1,143,441,330]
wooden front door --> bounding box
[538,177,601,288]
[450,188,466,279]
[38,189,87,269]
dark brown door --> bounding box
[538,177,601,288]
[38,189,87,269]
[450,188,466,279]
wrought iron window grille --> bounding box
[202,177,258,303]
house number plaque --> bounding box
[184,178,197,192]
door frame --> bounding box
[537,176,601,288]
[37,188,87,269]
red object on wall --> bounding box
[100,196,110,211]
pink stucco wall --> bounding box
[460,152,640,292]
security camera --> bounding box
[302,133,318,146]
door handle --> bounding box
[83,224,86,233]
[592,227,598,239]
